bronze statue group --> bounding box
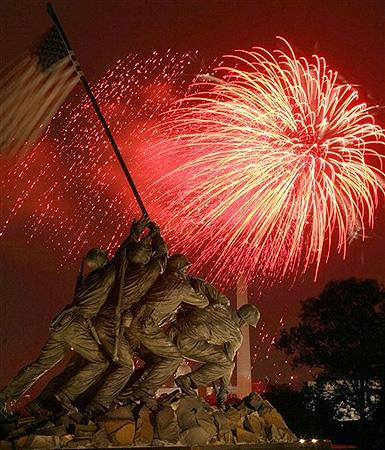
[0,218,260,420]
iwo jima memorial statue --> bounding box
[0,4,323,450]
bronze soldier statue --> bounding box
[85,221,167,414]
[118,254,209,406]
[0,218,146,416]
[188,276,230,307]
[171,303,260,407]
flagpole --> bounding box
[46,2,149,218]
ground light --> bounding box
[300,438,321,444]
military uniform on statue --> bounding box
[118,254,209,405]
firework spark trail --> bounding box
[0,51,199,260]
[148,38,385,287]
[1,42,384,285]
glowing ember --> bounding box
[1,42,384,288]
[0,51,199,261]
[148,38,385,286]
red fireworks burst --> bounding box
[149,39,385,286]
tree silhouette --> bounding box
[276,278,385,422]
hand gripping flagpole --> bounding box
[46,2,149,218]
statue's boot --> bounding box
[216,391,227,410]
[175,375,197,397]
[132,390,158,410]
[54,393,78,414]
[116,386,157,410]
[25,400,53,417]
[83,400,109,420]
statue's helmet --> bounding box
[166,254,191,273]
[126,240,152,264]
[237,304,261,328]
[85,247,108,269]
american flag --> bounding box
[0,27,79,158]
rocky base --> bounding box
[0,391,321,449]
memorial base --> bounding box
[0,391,330,449]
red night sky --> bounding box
[0,0,384,395]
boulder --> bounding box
[236,427,260,443]
[223,430,235,444]
[15,434,60,448]
[91,429,112,448]
[259,399,275,415]
[212,410,235,444]
[179,426,211,446]
[99,407,134,435]
[223,407,244,430]
[261,406,297,442]
[266,424,297,443]
[58,434,74,447]
[112,422,135,446]
[279,428,298,443]
[64,437,93,448]
[176,395,207,430]
[36,423,67,436]
[14,435,30,448]
[100,419,127,435]
[133,406,153,446]
[174,395,217,446]
[74,422,98,438]
[195,408,217,438]
[244,392,265,411]
[236,401,252,417]
[268,424,282,442]
[244,411,267,440]
[99,406,134,422]
[175,395,217,444]
[212,410,232,437]
[154,406,179,444]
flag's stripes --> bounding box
[8,58,78,153]
[0,57,30,93]
[0,31,79,158]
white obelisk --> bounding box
[236,275,252,397]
